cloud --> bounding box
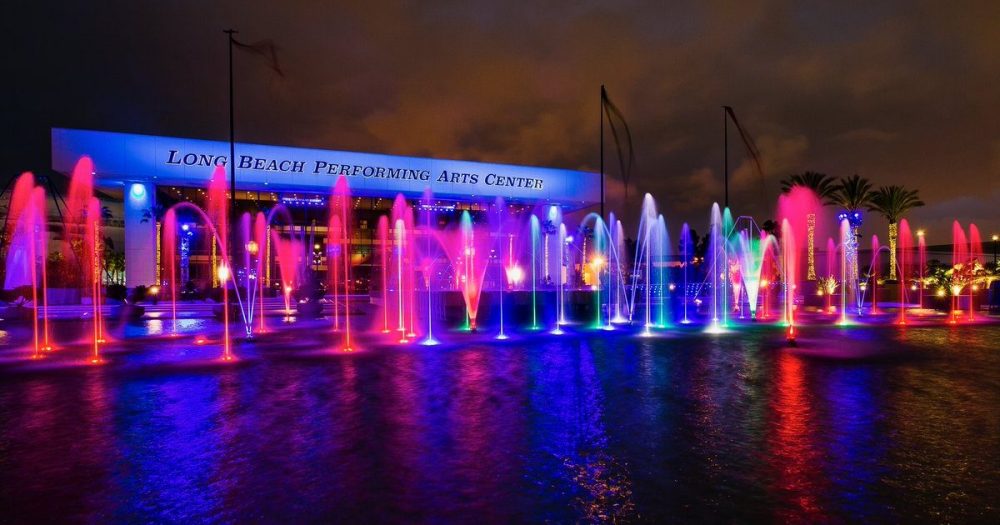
[833,128,898,143]
[4,0,998,243]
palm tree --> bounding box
[780,171,838,204]
[831,174,874,304]
[780,171,837,280]
[832,174,875,215]
[868,185,924,280]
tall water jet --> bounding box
[917,231,926,309]
[495,197,508,339]
[85,197,105,362]
[628,194,659,334]
[734,229,776,319]
[706,203,724,332]
[163,209,179,333]
[419,189,439,345]
[388,195,418,339]
[578,213,610,329]
[207,167,234,360]
[329,176,354,351]
[394,218,408,341]
[2,173,37,291]
[553,223,567,334]
[951,221,968,324]
[238,212,258,337]
[254,212,267,334]
[4,174,48,357]
[654,215,671,328]
[721,207,734,326]
[458,211,490,331]
[968,224,983,321]
[839,219,850,325]
[680,223,693,323]
[781,219,797,343]
[897,220,912,325]
[869,235,881,314]
[377,215,390,333]
[404,205,417,338]
[28,188,45,357]
[529,214,541,329]
[273,234,301,314]
[612,218,628,323]
[63,158,105,351]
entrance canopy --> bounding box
[52,128,600,209]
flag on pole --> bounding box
[723,106,768,207]
[232,38,284,77]
[601,87,635,204]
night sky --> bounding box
[3,1,997,243]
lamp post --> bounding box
[992,234,998,265]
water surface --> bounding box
[0,323,997,523]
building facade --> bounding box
[51,128,600,289]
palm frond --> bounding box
[868,185,924,223]
[832,174,875,212]
[779,171,838,205]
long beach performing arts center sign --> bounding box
[52,128,600,204]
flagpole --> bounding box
[224,29,238,271]
[600,85,605,220]
[723,106,728,209]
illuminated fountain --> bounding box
[679,223,693,324]
[418,189,441,345]
[704,203,726,333]
[781,219,797,342]
[328,176,354,351]
[733,227,777,320]
[528,214,541,329]
[610,214,629,324]
[895,219,913,324]
[630,194,669,335]
[838,219,851,325]
[495,197,509,340]
[3,153,993,368]
[950,221,968,324]
[553,223,567,334]
[868,235,884,314]
[3,173,51,358]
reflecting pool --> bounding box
[1,323,998,522]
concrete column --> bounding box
[124,181,157,288]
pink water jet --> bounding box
[438,211,492,331]
[163,209,178,332]
[871,235,883,314]
[272,233,301,313]
[776,187,825,284]
[377,215,390,333]
[328,176,354,351]
[781,219,797,343]
[4,173,51,357]
[254,212,267,333]
[207,167,234,361]
[897,220,912,325]
[968,223,982,321]
[85,197,105,363]
[951,221,967,324]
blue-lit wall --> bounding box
[51,128,600,207]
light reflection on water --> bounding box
[0,324,998,522]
